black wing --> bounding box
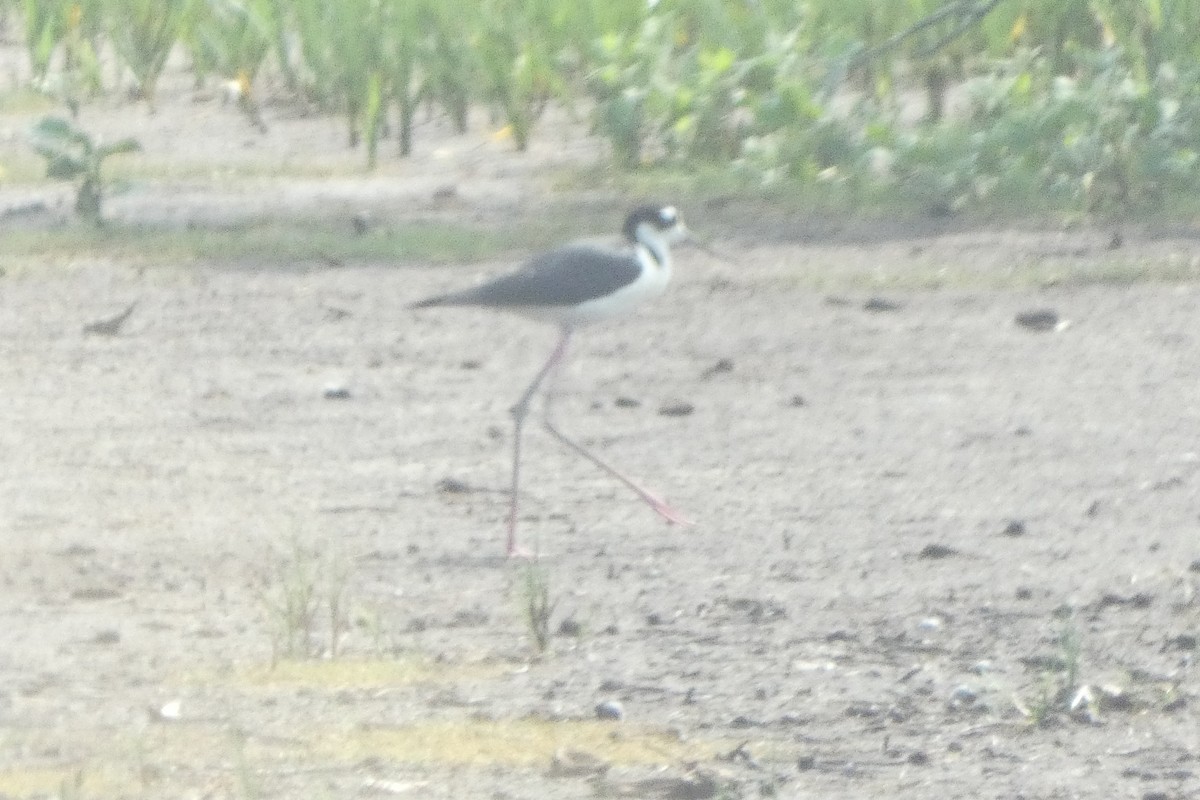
[412,245,641,309]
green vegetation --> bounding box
[105,0,187,105]
[0,213,610,273]
[28,114,140,224]
[1016,621,1087,726]
[254,540,352,663]
[518,562,555,655]
[6,1,1200,215]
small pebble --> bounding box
[1166,634,1197,651]
[594,700,624,720]
[436,477,472,494]
[1014,309,1063,331]
[658,401,694,417]
[613,396,640,409]
[1002,519,1026,537]
[1069,686,1095,714]
[949,685,978,707]
[918,543,958,559]
[323,384,351,400]
[701,358,734,378]
[91,629,120,645]
[730,715,762,729]
[863,296,903,312]
[150,699,182,721]
[1099,684,1132,710]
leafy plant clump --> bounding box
[255,541,353,664]
[12,0,1200,213]
[582,2,1200,216]
[1016,622,1088,726]
[29,115,140,225]
[519,563,555,655]
[879,49,1200,215]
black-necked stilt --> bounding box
[411,204,692,557]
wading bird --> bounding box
[411,205,695,557]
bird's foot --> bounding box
[505,523,539,560]
[506,544,539,560]
[646,496,692,527]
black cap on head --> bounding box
[623,204,680,242]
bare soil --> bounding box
[0,54,1198,800]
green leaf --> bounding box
[43,155,89,180]
[31,116,93,151]
[97,138,141,159]
[32,115,76,140]
[363,71,384,170]
[699,47,735,75]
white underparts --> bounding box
[516,241,671,327]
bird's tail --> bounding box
[408,295,449,310]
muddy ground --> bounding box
[0,53,1198,800]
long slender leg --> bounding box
[542,344,690,527]
[506,327,572,557]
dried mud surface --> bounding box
[0,57,1198,800]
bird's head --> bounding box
[623,204,689,247]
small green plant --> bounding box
[474,0,575,152]
[1022,674,1057,726]
[1058,622,1082,690]
[29,115,139,225]
[290,0,393,165]
[181,0,276,131]
[104,0,187,105]
[255,540,352,663]
[420,2,478,136]
[1016,620,1086,726]
[519,563,555,655]
[23,0,104,116]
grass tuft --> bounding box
[519,562,555,655]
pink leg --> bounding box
[506,328,572,558]
[542,418,691,526]
[542,343,690,527]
